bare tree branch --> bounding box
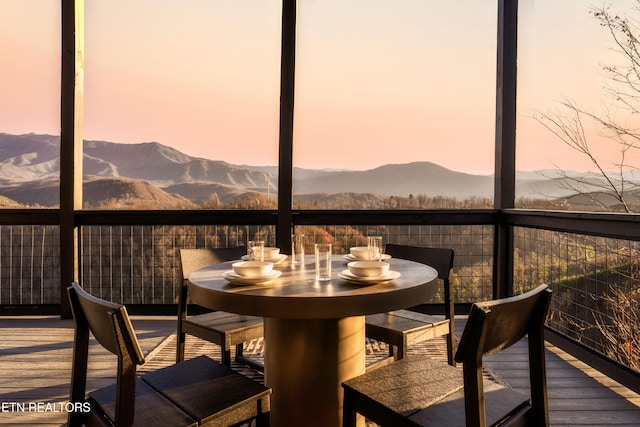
[533,102,632,212]
[533,2,640,213]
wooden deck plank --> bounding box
[483,333,640,426]
[1,316,640,426]
[0,316,176,426]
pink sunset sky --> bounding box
[2,0,640,175]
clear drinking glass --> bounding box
[247,240,265,261]
[291,234,305,265]
[314,243,332,281]
[367,236,383,261]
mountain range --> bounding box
[0,133,630,208]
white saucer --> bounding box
[222,269,282,285]
[343,254,391,262]
[338,269,400,284]
[241,254,288,264]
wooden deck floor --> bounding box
[1,316,639,426]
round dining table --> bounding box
[188,254,438,427]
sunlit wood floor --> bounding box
[1,316,639,426]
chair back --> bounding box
[179,247,246,280]
[455,284,551,361]
[68,282,144,363]
[385,244,457,364]
[176,247,248,362]
[385,244,453,281]
[67,282,145,426]
[455,284,552,427]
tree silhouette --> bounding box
[534,3,640,213]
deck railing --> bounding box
[0,208,638,387]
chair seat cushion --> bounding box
[88,378,198,427]
[343,356,463,418]
[183,311,263,335]
[344,355,530,427]
[366,310,450,349]
[366,310,448,334]
[408,381,530,427]
[142,355,271,425]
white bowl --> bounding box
[232,261,274,278]
[263,247,280,260]
[350,246,370,259]
[347,261,390,278]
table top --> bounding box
[188,255,439,319]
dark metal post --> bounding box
[277,0,296,252]
[60,0,84,317]
[494,0,518,298]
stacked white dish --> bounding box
[222,260,281,285]
[343,246,391,262]
[232,261,273,277]
[339,261,400,284]
[242,247,288,264]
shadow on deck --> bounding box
[1,316,639,426]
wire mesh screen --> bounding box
[4,221,639,373]
[80,225,276,304]
[0,225,60,304]
[1,223,491,306]
[295,224,495,303]
[76,223,494,306]
[514,227,640,373]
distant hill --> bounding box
[0,132,634,208]
[82,177,194,208]
[294,162,494,199]
[0,133,274,189]
[0,175,192,208]
[293,192,388,209]
[163,182,249,204]
[0,134,61,183]
[558,189,640,211]
[85,139,276,189]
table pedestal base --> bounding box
[264,316,365,427]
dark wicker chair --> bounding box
[343,284,552,427]
[177,248,264,369]
[67,282,271,427]
[365,244,456,364]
